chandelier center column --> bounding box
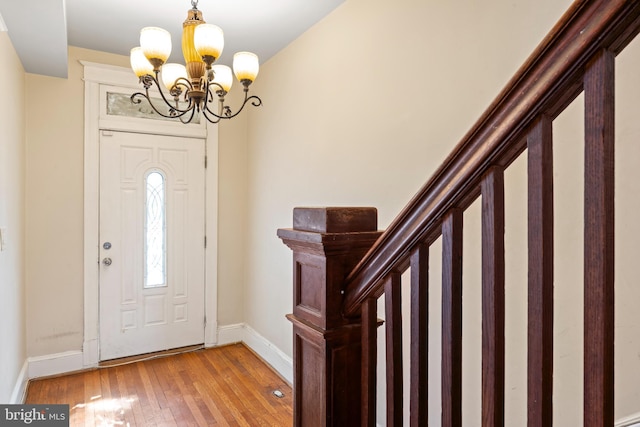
[183,8,206,86]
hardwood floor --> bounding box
[24,343,293,426]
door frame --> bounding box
[82,61,219,366]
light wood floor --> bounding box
[25,343,293,426]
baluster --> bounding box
[362,297,378,427]
[481,167,506,427]
[385,272,403,427]
[527,115,554,426]
[442,209,463,427]
[583,49,615,427]
[410,245,429,427]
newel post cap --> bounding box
[292,207,378,233]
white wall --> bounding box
[242,0,640,424]
[0,31,27,402]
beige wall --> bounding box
[612,37,640,421]
[0,31,26,402]
[242,0,640,423]
[217,88,249,326]
[243,0,570,365]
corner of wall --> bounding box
[9,361,28,404]
[215,323,293,385]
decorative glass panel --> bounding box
[106,92,201,124]
[145,171,167,288]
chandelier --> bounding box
[129,0,262,124]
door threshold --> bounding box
[99,344,205,368]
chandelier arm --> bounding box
[207,81,225,93]
[202,98,230,120]
[248,95,263,108]
[130,74,195,118]
[161,77,197,114]
[197,83,228,120]
[177,106,197,124]
[201,109,223,124]
[202,79,214,107]
[131,90,192,119]
[173,77,193,92]
[195,85,225,123]
[204,93,263,120]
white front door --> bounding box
[99,130,206,361]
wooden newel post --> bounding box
[278,207,382,427]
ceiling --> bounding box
[0,0,345,78]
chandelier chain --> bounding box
[191,0,198,9]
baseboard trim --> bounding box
[9,360,28,403]
[25,326,293,390]
[215,323,245,346]
[28,351,84,380]
[214,323,293,384]
[242,324,293,385]
[617,412,640,427]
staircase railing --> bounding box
[279,1,640,425]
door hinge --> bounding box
[204,316,207,328]
[204,155,208,168]
[204,236,207,248]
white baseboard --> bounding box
[215,323,245,346]
[24,325,292,391]
[28,351,84,379]
[215,323,293,385]
[9,360,28,403]
[242,324,293,385]
[617,412,640,427]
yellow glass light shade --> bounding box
[194,24,224,60]
[140,27,172,65]
[233,52,259,83]
[130,47,154,77]
[211,65,233,93]
[161,63,188,91]
[182,8,204,63]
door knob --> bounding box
[103,257,112,266]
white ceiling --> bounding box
[0,0,345,78]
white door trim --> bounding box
[82,61,219,367]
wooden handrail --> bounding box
[342,0,640,317]
[280,2,640,425]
